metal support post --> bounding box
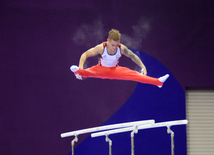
[71,135,78,155]
[167,127,174,155]
[105,134,112,155]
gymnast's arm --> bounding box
[121,45,147,75]
[79,44,103,69]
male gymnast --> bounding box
[70,29,169,88]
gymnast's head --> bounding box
[108,29,121,42]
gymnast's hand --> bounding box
[141,67,147,75]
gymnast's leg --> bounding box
[70,65,169,87]
[70,64,113,79]
[106,66,169,87]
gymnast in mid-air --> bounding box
[70,29,169,88]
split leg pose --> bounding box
[70,29,169,88]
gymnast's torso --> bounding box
[99,42,122,67]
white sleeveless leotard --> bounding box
[100,44,121,67]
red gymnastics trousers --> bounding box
[72,64,163,87]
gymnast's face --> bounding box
[107,39,120,54]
